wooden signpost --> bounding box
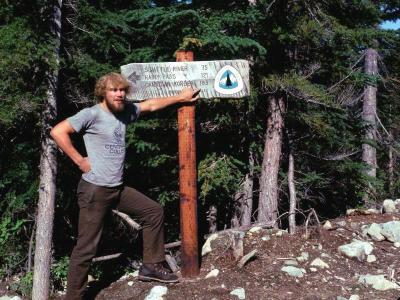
[121,54,250,278]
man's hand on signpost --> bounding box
[138,87,200,114]
[178,87,200,103]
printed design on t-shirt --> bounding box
[113,123,124,144]
[104,123,125,158]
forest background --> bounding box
[1,0,400,297]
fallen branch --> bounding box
[164,241,181,249]
[165,254,179,272]
[92,242,182,263]
[92,253,122,262]
[112,209,141,231]
[204,221,275,240]
[237,250,257,269]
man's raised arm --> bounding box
[50,120,91,173]
[138,87,200,114]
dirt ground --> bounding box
[2,212,400,300]
[96,212,400,300]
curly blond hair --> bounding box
[94,72,130,102]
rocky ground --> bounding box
[2,210,400,300]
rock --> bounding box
[347,208,380,215]
[383,199,397,213]
[323,221,333,230]
[310,258,329,269]
[87,274,96,282]
[366,208,381,214]
[395,199,400,210]
[309,267,318,272]
[350,222,359,230]
[0,297,22,300]
[394,242,400,248]
[367,255,376,263]
[119,270,139,281]
[336,221,347,227]
[275,229,288,237]
[230,288,246,299]
[248,226,262,233]
[365,223,385,241]
[127,281,134,286]
[284,260,298,266]
[380,221,400,243]
[281,266,306,277]
[296,252,309,262]
[338,296,359,300]
[201,233,219,256]
[205,269,220,278]
[261,236,270,241]
[338,239,373,261]
[358,274,400,291]
[144,286,168,300]
[336,276,347,282]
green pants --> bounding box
[65,179,165,300]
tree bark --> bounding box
[362,48,378,206]
[232,152,254,227]
[32,1,62,299]
[241,154,254,226]
[388,144,395,196]
[288,152,297,234]
[258,96,285,225]
[207,205,217,233]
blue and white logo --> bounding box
[214,65,244,95]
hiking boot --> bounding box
[138,262,179,283]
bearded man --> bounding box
[50,72,199,300]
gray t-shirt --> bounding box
[68,102,140,187]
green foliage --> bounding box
[263,73,337,107]
[0,18,50,126]
[51,256,69,290]
[9,271,33,297]
[198,153,244,204]
[0,217,26,247]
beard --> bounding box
[105,98,126,113]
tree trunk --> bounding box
[207,205,217,233]
[362,48,378,206]
[231,0,257,227]
[32,1,62,299]
[388,144,395,196]
[288,152,297,234]
[241,152,254,226]
[258,96,285,225]
[232,151,254,227]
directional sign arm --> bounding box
[121,60,249,100]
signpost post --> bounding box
[176,50,199,277]
[121,56,249,278]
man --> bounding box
[50,72,199,300]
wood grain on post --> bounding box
[176,50,199,277]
